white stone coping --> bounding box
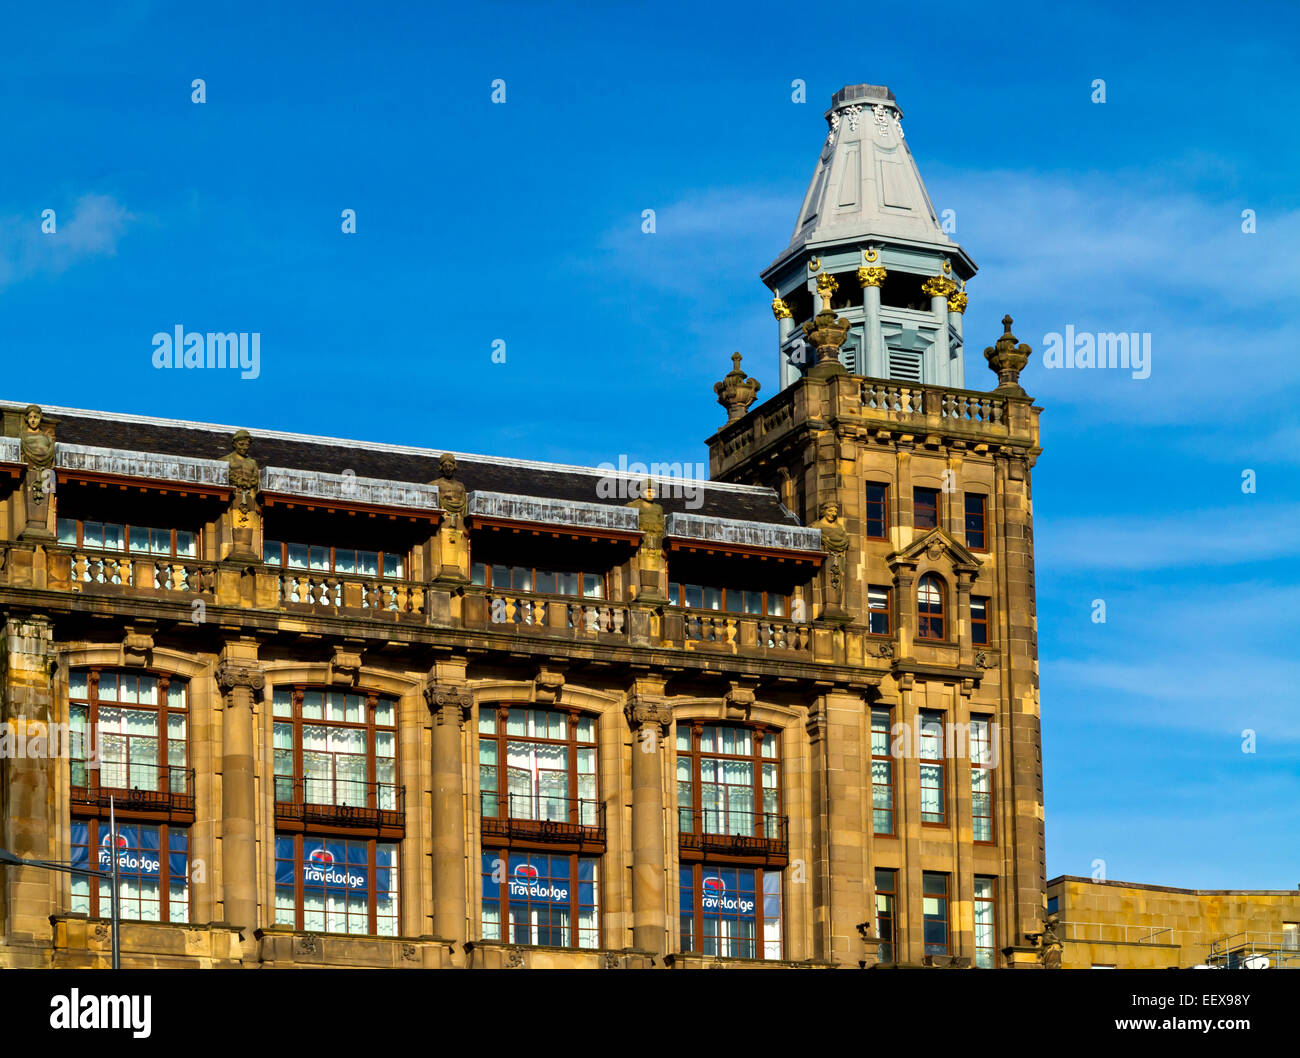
[55,443,231,486]
[666,512,823,553]
[0,436,19,464]
[262,467,439,511]
[469,491,642,533]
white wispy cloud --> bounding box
[0,193,135,288]
[1036,504,1300,570]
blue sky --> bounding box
[2,1,1297,888]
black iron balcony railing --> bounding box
[480,791,606,848]
[678,809,789,864]
[274,776,405,834]
[70,761,195,817]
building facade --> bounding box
[1047,876,1300,969]
[0,84,1047,970]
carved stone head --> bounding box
[819,500,840,523]
[438,453,457,478]
[24,404,42,431]
[232,429,252,456]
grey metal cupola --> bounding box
[762,84,977,391]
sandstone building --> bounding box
[0,84,1047,969]
[1048,876,1300,970]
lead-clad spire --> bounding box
[777,85,957,266]
[762,85,978,392]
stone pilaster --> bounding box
[214,647,263,950]
[624,689,671,957]
[0,615,58,948]
[425,658,470,956]
[995,450,1045,958]
[805,690,870,966]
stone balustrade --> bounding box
[49,548,216,595]
[278,572,425,614]
[7,547,858,663]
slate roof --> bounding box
[2,400,800,527]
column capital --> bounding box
[624,696,672,732]
[857,265,887,288]
[215,658,264,697]
[770,291,793,319]
[921,275,957,300]
[424,683,471,726]
[947,286,968,314]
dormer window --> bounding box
[917,573,946,640]
[471,562,605,599]
[57,518,197,558]
[265,541,405,579]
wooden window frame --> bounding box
[964,492,988,552]
[971,715,995,844]
[667,582,790,618]
[676,722,783,847]
[874,867,897,964]
[480,849,601,950]
[678,862,782,961]
[865,482,890,540]
[271,685,401,836]
[265,540,407,580]
[69,668,191,820]
[866,584,892,637]
[974,875,998,968]
[922,871,950,957]
[273,832,399,937]
[919,709,946,826]
[917,573,947,641]
[471,561,607,599]
[70,818,189,923]
[478,705,600,833]
[870,707,895,837]
[913,486,940,531]
[971,595,989,645]
[57,518,199,559]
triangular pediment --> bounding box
[890,526,981,570]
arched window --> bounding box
[68,668,192,923]
[917,574,946,640]
[271,687,402,937]
[477,707,602,949]
[676,723,786,960]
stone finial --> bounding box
[801,299,851,379]
[714,352,762,423]
[984,314,1033,393]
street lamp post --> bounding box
[0,794,122,969]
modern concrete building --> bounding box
[0,83,1048,969]
[1048,876,1300,970]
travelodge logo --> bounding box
[509,862,568,903]
[97,832,160,876]
[701,876,754,916]
[302,845,366,890]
